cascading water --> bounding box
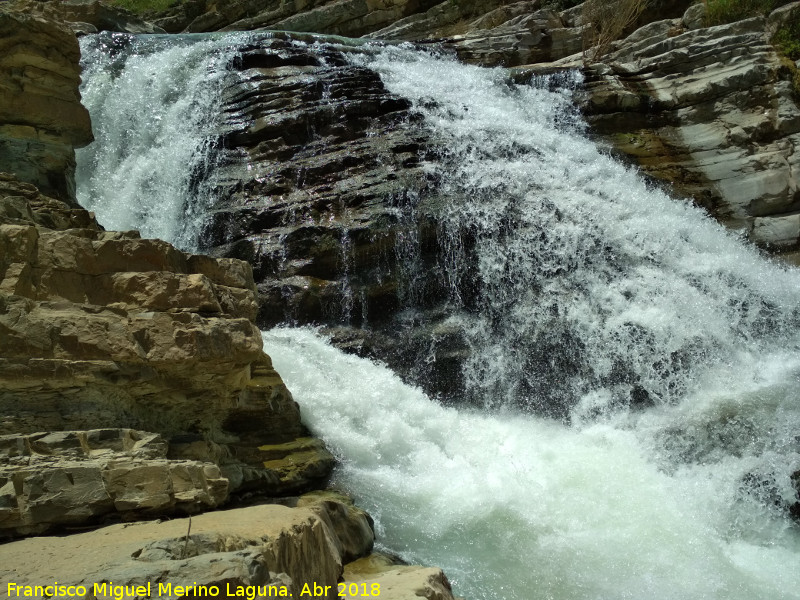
[76,33,800,600]
[76,33,247,250]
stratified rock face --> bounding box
[371,0,585,67]
[575,5,800,255]
[152,0,442,35]
[0,495,376,600]
[202,37,433,327]
[199,36,469,394]
[5,0,167,34]
[0,429,228,536]
[0,174,334,536]
[0,9,93,203]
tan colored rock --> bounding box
[0,9,92,203]
[0,429,228,536]
[0,175,335,535]
[0,503,355,599]
[298,491,375,563]
[344,555,459,600]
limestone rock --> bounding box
[0,503,365,600]
[0,9,92,203]
[344,555,458,600]
[574,9,800,254]
[0,175,335,535]
[298,491,375,563]
[0,429,228,537]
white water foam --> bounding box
[76,33,246,250]
[264,326,800,600]
[76,34,800,599]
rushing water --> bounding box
[76,33,246,249]
[76,33,800,600]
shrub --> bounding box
[773,21,800,61]
[581,0,648,62]
[704,0,793,26]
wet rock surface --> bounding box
[571,4,800,257]
[199,36,468,397]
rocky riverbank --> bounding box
[2,0,799,596]
[0,7,457,599]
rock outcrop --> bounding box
[4,0,166,35]
[199,35,471,395]
[0,9,92,203]
[0,173,334,536]
[0,495,377,600]
[344,553,460,600]
[569,3,800,257]
[0,494,457,600]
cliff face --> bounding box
[0,173,336,536]
[0,10,92,203]
[574,2,800,259]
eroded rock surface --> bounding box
[344,553,459,600]
[0,174,334,535]
[198,36,470,395]
[572,4,800,256]
[0,496,376,600]
[5,0,166,35]
[0,9,92,203]
[0,429,228,536]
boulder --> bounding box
[0,9,92,203]
[344,554,459,600]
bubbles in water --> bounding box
[76,32,247,250]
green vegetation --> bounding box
[773,20,800,61]
[582,0,647,62]
[703,0,792,26]
[105,0,181,16]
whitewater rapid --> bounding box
[76,33,246,249]
[75,33,800,600]
[263,327,800,600]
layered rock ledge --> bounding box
[0,492,457,600]
[0,173,334,536]
[568,3,800,256]
[0,9,92,203]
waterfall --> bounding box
[76,33,247,250]
[76,33,800,600]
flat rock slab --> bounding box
[0,504,343,599]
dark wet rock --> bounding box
[198,36,472,399]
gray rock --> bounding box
[682,2,706,31]
[575,15,800,254]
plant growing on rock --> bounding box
[581,0,648,62]
[703,0,794,25]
